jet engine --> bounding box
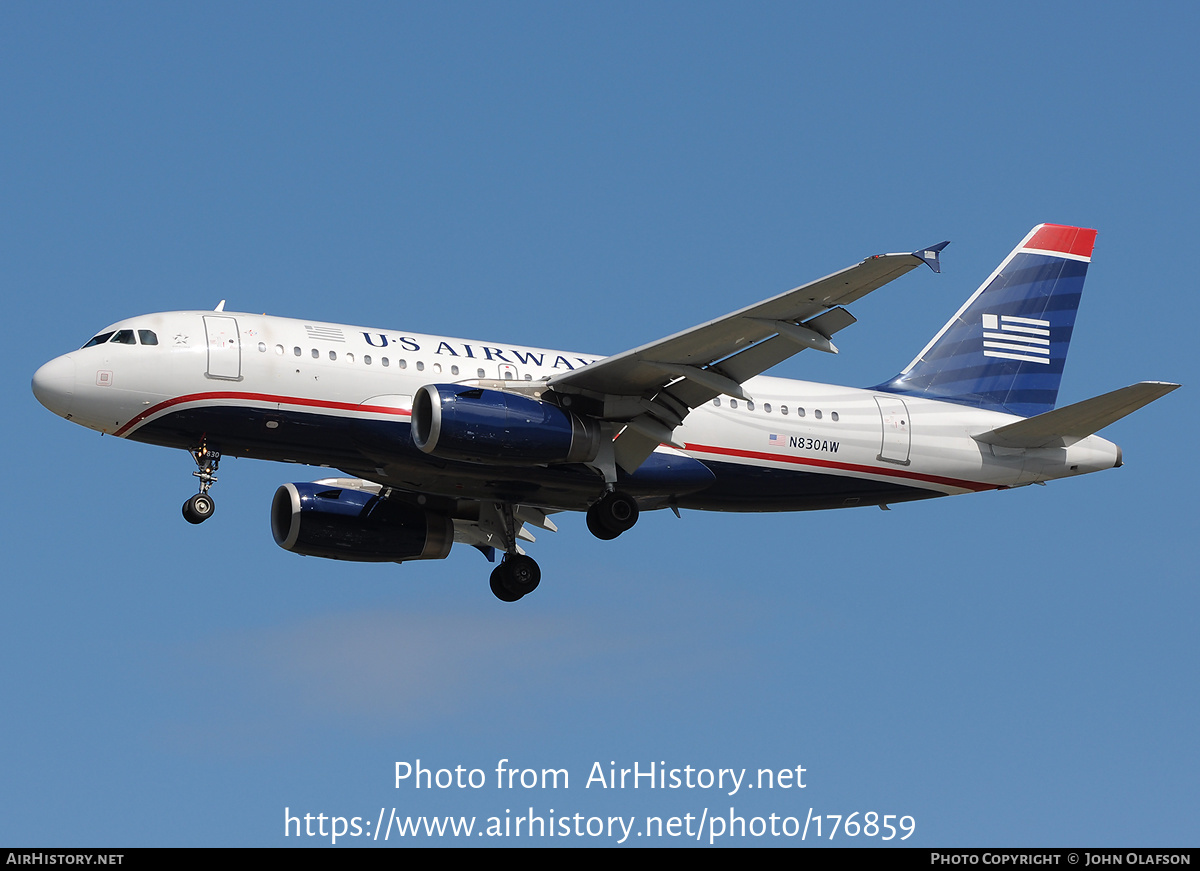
[271,482,453,562]
[411,384,600,465]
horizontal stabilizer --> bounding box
[972,382,1180,449]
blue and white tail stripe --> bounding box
[875,223,1097,418]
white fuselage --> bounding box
[32,310,1122,513]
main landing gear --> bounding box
[586,489,639,540]
[488,491,638,601]
[480,502,547,603]
[182,443,221,525]
[489,553,542,602]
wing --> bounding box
[549,243,947,472]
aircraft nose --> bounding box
[32,354,77,418]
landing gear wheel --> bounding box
[586,510,621,540]
[502,554,541,596]
[490,554,541,601]
[182,493,215,524]
[586,490,639,540]
[184,442,221,525]
[490,568,523,602]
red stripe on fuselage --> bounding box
[117,394,998,493]
[682,441,998,493]
[113,391,410,437]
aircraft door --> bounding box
[874,395,911,465]
[203,316,242,381]
[497,363,519,381]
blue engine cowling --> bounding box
[271,482,453,562]
[411,385,600,465]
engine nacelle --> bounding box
[411,384,600,465]
[271,482,453,562]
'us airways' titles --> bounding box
[32,225,1178,601]
[361,334,598,370]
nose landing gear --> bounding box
[183,492,215,524]
[182,444,221,524]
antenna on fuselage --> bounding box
[214,300,226,312]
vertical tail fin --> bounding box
[876,224,1097,417]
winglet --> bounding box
[913,241,950,273]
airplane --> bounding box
[31,224,1178,602]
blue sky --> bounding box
[3,2,1197,847]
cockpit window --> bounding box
[82,327,159,348]
[82,332,115,348]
